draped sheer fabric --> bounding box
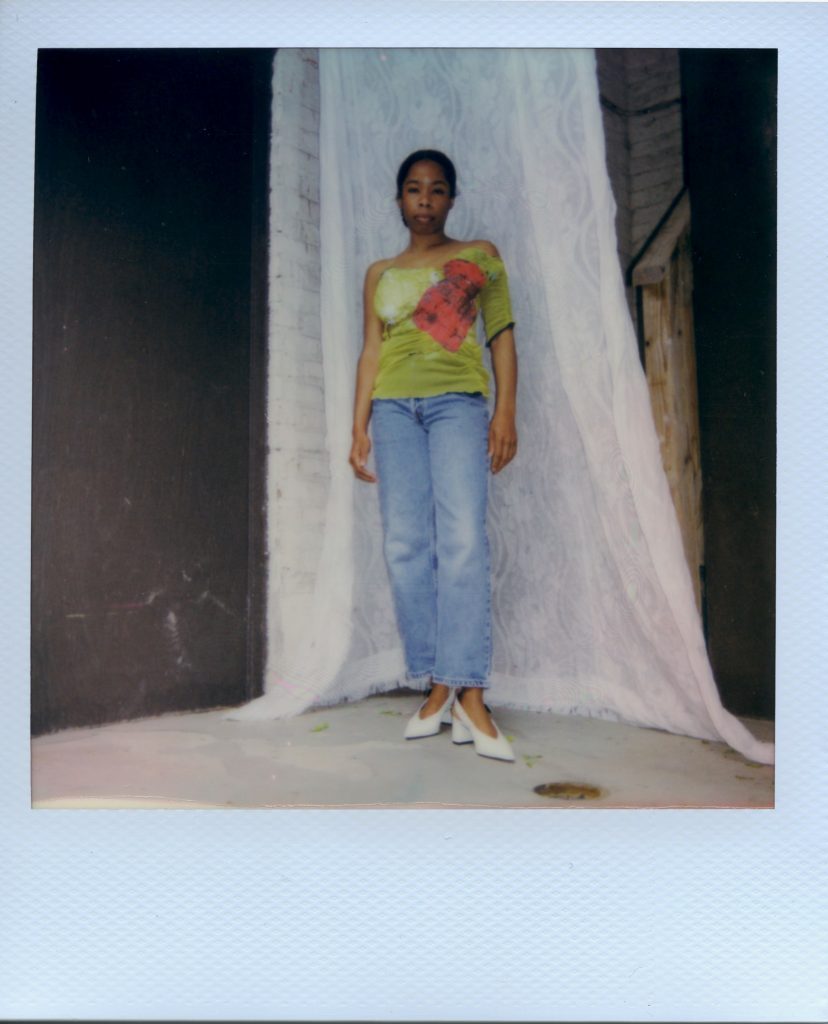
[230,48,773,766]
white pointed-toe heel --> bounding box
[451,698,515,761]
[451,711,474,745]
[404,689,456,740]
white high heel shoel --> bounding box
[452,699,515,762]
[403,690,456,740]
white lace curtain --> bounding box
[230,48,773,766]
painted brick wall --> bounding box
[266,48,324,661]
[595,48,634,275]
[596,49,685,314]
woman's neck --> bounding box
[406,231,454,254]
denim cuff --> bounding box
[431,675,490,689]
[405,671,433,686]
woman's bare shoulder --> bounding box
[465,239,501,258]
[365,256,397,281]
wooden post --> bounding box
[633,194,704,612]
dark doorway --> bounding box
[32,49,273,734]
[681,49,776,718]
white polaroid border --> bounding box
[2,2,826,1021]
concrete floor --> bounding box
[31,691,774,809]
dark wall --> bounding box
[681,50,776,718]
[32,50,272,734]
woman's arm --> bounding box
[472,239,518,474]
[488,326,518,474]
[349,262,385,483]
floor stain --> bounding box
[534,781,603,800]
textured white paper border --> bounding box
[2,2,825,1021]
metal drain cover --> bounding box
[534,781,603,801]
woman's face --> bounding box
[397,160,454,233]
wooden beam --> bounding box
[640,229,704,612]
[632,191,691,287]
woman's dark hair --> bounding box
[395,149,458,198]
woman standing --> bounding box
[349,150,518,762]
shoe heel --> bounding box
[452,716,473,745]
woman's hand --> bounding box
[488,325,518,474]
[349,263,384,484]
[349,429,377,483]
[488,409,518,474]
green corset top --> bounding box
[371,245,515,400]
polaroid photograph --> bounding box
[30,43,775,810]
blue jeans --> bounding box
[371,392,492,689]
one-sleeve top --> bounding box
[371,245,515,400]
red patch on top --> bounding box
[412,258,487,352]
